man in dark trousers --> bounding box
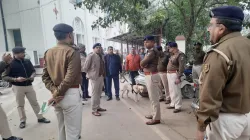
[105,46,122,101]
[2,47,50,129]
[78,43,90,103]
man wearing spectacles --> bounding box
[196,6,250,140]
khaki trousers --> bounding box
[206,113,250,140]
[12,85,43,122]
[90,76,104,112]
[145,74,161,120]
[55,88,82,140]
[159,72,170,101]
[0,105,12,139]
[167,73,182,109]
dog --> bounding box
[121,83,140,102]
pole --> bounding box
[0,0,8,51]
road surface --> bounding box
[0,77,165,140]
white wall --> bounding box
[176,40,186,54]
[0,0,128,61]
[1,0,45,61]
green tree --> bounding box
[162,0,249,59]
[82,0,150,29]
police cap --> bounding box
[169,42,178,48]
[12,47,26,54]
[156,46,162,51]
[53,23,74,33]
[209,6,244,22]
[93,43,101,49]
[143,35,155,41]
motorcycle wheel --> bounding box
[139,92,149,98]
[181,85,194,99]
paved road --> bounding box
[0,77,164,140]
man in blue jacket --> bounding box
[105,46,122,101]
[2,47,50,129]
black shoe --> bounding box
[159,98,165,102]
[3,136,23,140]
[107,97,112,101]
[78,135,81,139]
[116,97,120,101]
[173,109,181,113]
[86,96,91,98]
[38,118,51,123]
[19,122,26,129]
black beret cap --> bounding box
[166,41,172,46]
[169,42,178,48]
[144,35,155,41]
[12,47,26,54]
[53,23,74,33]
[210,6,244,21]
[93,43,101,49]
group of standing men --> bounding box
[139,36,186,125]
[1,5,250,140]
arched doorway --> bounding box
[72,17,85,45]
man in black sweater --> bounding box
[2,47,50,129]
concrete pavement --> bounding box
[0,77,165,140]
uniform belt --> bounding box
[144,72,158,75]
[70,85,79,88]
[167,70,178,73]
[159,71,167,73]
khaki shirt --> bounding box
[42,43,82,98]
[83,52,105,80]
[140,48,159,72]
[157,51,167,72]
[167,51,185,77]
[197,32,250,131]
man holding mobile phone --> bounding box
[2,47,50,129]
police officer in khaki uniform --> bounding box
[166,42,185,113]
[83,43,107,117]
[2,47,51,129]
[42,23,82,140]
[141,36,161,125]
[0,105,22,140]
[196,6,250,140]
[156,46,170,103]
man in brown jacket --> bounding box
[196,6,250,140]
[83,43,107,117]
[166,42,185,113]
[141,36,161,125]
[156,46,170,103]
[42,23,82,140]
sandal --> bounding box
[92,111,101,116]
[97,108,107,112]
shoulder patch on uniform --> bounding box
[202,64,210,73]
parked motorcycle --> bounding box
[134,71,195,99]
[180,74,195,99]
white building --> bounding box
[0,0,128,66]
